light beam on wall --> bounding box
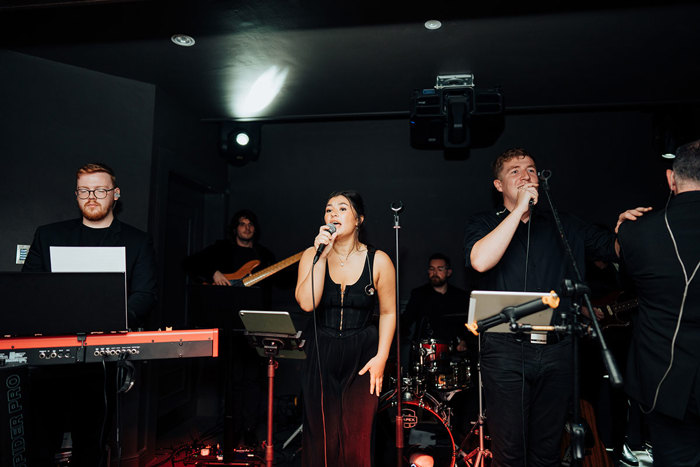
[234,65,289,118]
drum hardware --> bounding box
[461,337,491,467]
[375,390,456,467]
[431,358,472,392]
[385,338,480,466]
[415,339,452,374]
[411,339,472,393]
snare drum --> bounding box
[375,391,456,467]
[431,358,472,391]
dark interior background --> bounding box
[1,0,699,464]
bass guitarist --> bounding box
[184,209,275,286]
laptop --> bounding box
[0,272,128,336]
[468,290,556,333]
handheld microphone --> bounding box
[312,224,337,264]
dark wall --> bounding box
[149,89,229,328]
[150,89,229,242]
[0,50,156,271]
[227,110,669,307]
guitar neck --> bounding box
[606,299,638,314]
[242,252,304,287]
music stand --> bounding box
[463,290,558,467]
[239,311,306,467]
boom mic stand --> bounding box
[537,169,623,464]
[390,201,404,467]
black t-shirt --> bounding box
[464,206,617,320]
[79,223,113,246]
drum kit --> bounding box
[377,338,487,467]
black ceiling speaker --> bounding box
[220,122,261,166]
[410,74,504,150]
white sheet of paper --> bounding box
[50,246,126,273]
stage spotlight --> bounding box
[220,123,260,166]
[235,132,250,146]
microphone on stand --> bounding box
[466,292,560,335]
[537,169,552,181]
[312,224,337,264]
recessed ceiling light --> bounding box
[171,34,195,47]
[424,20,442,30]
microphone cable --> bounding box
[641,191,700,414]
[310,259,329,466]
[524,207,532,292]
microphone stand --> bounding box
[390,202,404,467]
[538,170,622,464]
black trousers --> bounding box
[480,333,572,467]
[26,364,114,467]
[646,400,700,467]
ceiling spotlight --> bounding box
[171,34,195,47]
[661,153,676,159]
[424,20,442,30]
[221,123,260,167]
[235,132,250,146]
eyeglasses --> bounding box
[75,188,116,199]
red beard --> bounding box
[81,201,111,222]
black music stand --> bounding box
[464,290,558,467]
[239,311,305,467]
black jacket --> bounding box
[22,218,158,328]
[618,191,700,420]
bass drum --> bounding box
[374,391,455,467]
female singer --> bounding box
[295,190,396,466]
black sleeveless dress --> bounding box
[302,249,379,466]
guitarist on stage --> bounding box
[184,209,275,286]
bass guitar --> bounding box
[218,251,304,287]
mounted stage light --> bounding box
[235,132,250,146]
[410,73,504,150]
[220,123,261,166]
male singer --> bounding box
[464,148,638,466]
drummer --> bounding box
[401,252,474,366]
